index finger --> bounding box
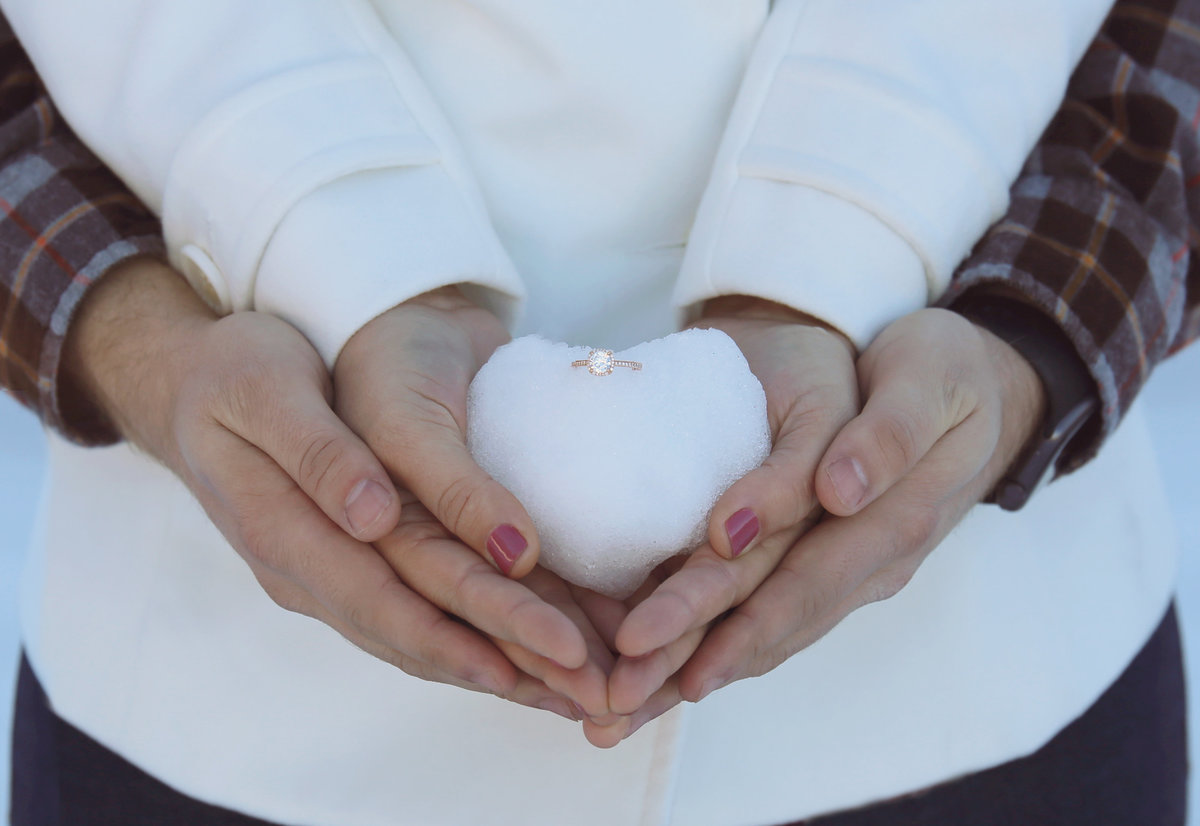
[677,414,997,701]
[376,507,590,670]
[614,517,814,658]
[192,427,525,694]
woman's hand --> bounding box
[587,307,1047,744]
[592,307,1048,744]
[334,287,545,578]
[582,296,859,742]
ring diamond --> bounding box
[572,348,642,376]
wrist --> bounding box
[953,292,1098,509]
[699,295,857,358]
[335,285,507,386]
[62,257,214,453]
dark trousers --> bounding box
[11,605,1187,825]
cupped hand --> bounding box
[610,297,857,649]
[334,287,544,578]
[64,261,595,717]
[647,308,1046,715]
[582,296,859,743]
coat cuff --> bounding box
[253,167,523,369]
[673,183,925,349]
[679,0,1112,343]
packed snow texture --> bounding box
[467,329,771,598]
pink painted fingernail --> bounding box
[826,457,868,510]
[725,508,760,557]
[486,525,527,575]
[345,479,391,536]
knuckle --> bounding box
[413,615,467,672]
[753,646,791,679]
[859,561,912,607]
[434,474,493,537]
[735,623,788,680]
[657,582,705,628]
[219,358,276,424]
[445,561,498,619]
[872,408,923,471]
[940,361,979,424]
[759,454,816,520]
[294,428,349,499]
[791,584,831,633]
[782,471,816,521]
[340,597,376,641]
[695,556,743,610]
[401,658,446,685]
[339,577,397,640]
[892,503,941,557]
[258,580,309,617]
[868,565,917,605]
[231,500,283,569]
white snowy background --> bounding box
[1,344,1198,820]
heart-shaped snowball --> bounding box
[467,329,770,598]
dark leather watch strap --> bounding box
[951,293,1099,511]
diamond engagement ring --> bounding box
[571,349,643,376]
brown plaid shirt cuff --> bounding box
[943,0,1200,472]
[0,24,164,445]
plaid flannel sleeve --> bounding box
[942,0,1200,472]
[0,15,164,446]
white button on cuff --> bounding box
[179,244,232,314]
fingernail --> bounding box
[486,525,527,575]
[826,457,868,510]
[345,479,391,536]
[570,701,587,721]
[725,508,760,557]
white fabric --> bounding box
[0,0,522,367]
[0,0,1111,356]
[23,402,1178,826]
[6,1,1172,824]
[676,0,1113,347]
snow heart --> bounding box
[467,329,770,598]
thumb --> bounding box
[224,373,402,543]
[816,327,984,517]
[381,411,540,578]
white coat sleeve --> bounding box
[675,0,1114,349]
[0,0,524,367]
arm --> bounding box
[0,0,523,368]
[678,0,1115,349]
[0,16,163,444]
[0,13,607,718]
[679,0,1119,559]
[594,0,1200,743]
[0,1,562,578]
[941,0,1200,471]
[821,0,1200,518]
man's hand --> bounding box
[591,308,1047,743]
[582,296,859,743]
[63,260,592,715]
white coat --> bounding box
[5,1,1177,824]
